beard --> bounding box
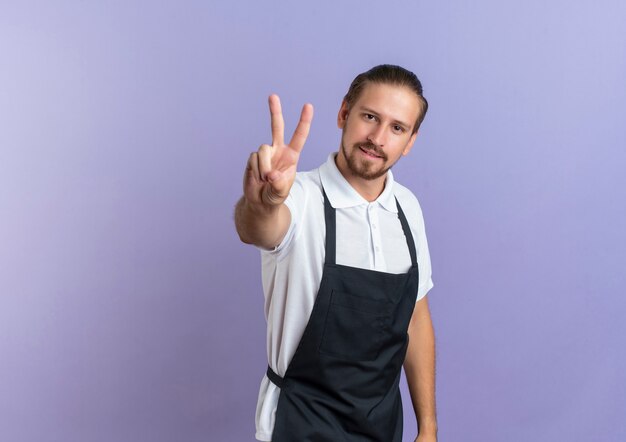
[340,139,391,180]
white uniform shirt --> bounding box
[254,153,434,441]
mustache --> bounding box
[355,142,387,160]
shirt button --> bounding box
[372,224,377,229]
[375,246,380,252]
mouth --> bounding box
[358,145,384,160]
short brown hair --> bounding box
[344,64,428,134]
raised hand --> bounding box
[244,95,314,208]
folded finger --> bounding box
[246,152,261,182]
[258,144,273,181]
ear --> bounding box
[402,131,418,156]
[337,100,350,129]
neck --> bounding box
[335,153,386,202]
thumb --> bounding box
[264,170,290,204]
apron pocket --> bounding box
[319,290,389,361]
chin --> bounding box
[351,160,388,180]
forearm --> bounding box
[234,196,291,249]
[404,296,437,437]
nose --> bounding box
[367,124,386,147]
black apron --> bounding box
[267,189,419,441]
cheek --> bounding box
[352,126,371,141]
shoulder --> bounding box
[294,168,322,190]
[295,169,321,187]
[393,180,425,221]
[282,166,324,235]
[288,167,323,207]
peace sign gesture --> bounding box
[244,95,314,208]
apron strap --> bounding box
[395,198,418,267]
[266,365,284,389]
[323,189,336,265]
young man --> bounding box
[235,65,437,442]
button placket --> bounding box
[368,204,384,268]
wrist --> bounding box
[418,418,438,436]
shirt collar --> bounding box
[318,153,398,213]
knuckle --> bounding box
[260,145,275,158]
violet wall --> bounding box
[1,1,625,441]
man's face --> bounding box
[337,82,420,181]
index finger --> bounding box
[268,94,284,147]
[288,103,314,153]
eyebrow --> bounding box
[359,106,411,130]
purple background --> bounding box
[1,1,625,441]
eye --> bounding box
[363,113,377,121]
[392,125,405,134]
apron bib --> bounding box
[268,188,419,441]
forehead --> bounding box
[352,82,421,124]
